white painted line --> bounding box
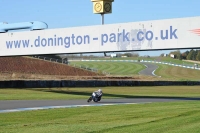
[152,65,162,77]
[0,102,151,113]
[152,69,157,76]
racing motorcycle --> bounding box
[87,92,102,103]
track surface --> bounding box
[1,97,199,111]
[139,62,158,76]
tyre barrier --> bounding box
[0,80,199,88]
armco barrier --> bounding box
[0,80,199,88]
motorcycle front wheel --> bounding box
[87,97,92,102]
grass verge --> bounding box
[155,64,200,81]
[69,61,146,76]
[159,57,195,65]
[0,86,200,100]
[0,101,200,133]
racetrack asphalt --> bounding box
[139,62,159,76]
[1,97,200,113]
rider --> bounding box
[91,89,103,102]
[94,89,103,97]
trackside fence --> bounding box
[80,59,200,70]
[32,56,69,65]
[71,64,110,75]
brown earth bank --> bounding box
[0,56,100,77]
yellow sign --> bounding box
[94,2,103,13]
[91,0,114,14]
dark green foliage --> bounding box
[196,51,200,61]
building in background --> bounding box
[110,53,117,58]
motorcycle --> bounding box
[87,92,102,102]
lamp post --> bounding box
[101,14,104,25]
[91,0,114,56]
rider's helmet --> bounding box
[98,89,102,93]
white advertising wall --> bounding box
[0,16,200,56]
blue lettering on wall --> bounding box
[5,26,178,49]
[170,26,178,39]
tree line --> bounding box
[161,49,200,61]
